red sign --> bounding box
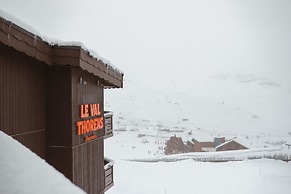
[76,103,103,141]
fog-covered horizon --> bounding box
[1,0,291,128]
[1,0,291,87]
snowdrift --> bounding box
[0,131,85,194]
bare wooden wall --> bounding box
[46,66,105,194]
[0,43,46,158]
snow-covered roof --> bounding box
[0,131,85,194]
[215,139,236,149]
[0,8,123,88]
[104,157,115,170]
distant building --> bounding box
[214,137,226,147]
[164,136,247,154]
[164,135,188,155]
[191,138,216,152]
[215,139,248,151]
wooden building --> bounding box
[165,136,247,154]
[191,138,215,152]
[164,135,188,155]
[0,14,123,194]
[215,139,248,152]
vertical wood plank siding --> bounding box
[71,67,105,146]
[71,68,105,194]
[73,139,104,194]
[46,66,105,194]
[46,146,73,179]
[46,65,74,181]
[46,65,72,147]
[0,44,46,158]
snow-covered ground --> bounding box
[105,129,291,194]
[108,159,291,194]
[0,131,85,194]
[104,76,291,194]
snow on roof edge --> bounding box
[0,8,42,38]
[0,8,124,75]
[104,157,115,169]
[215,139,235,149]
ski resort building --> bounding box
[165,136,247,155]
[0,13,123,194]
[215,139,248,151]
[164,135,187,155]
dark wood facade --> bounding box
[0,15,123,194]
[46,66,106,194]
[0,43,46,158]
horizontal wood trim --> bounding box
[13,129,46,159]
[104,115,113,139]
[80,49,123,88]
[105,168,112,177]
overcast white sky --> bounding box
[1,0,291,88]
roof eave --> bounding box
[51,46,123,88]
[0,17,52,64]
[0,16,124,88]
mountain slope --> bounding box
[105,74,291,156]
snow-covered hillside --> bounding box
[104,74,291,194]
[105,74,291,156]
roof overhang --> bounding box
[0,16,123,88]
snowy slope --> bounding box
[106,74,291,130]
[107,159,291,194]
[130,147,291,162]
[105,74,291,157]
[0,131,85,194]
[103,73,291,194]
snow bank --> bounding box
[129,147,291,162]
[0,131,85,194]
[108,159,291,194]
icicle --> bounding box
[8,22,12,31]
[7,22,12,43]
[33,34,37,46]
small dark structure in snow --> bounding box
[164,136,247,155]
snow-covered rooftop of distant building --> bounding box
[215,136,240,149]
[0,8,123,75]
[0,131,85,194]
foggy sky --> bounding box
[1,0,291,88]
